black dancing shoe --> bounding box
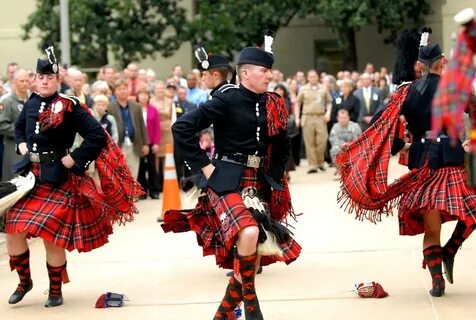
[442,251,455,284]
[429,284,445,297]
[8,281,33,304]
[45,294,63,307]
[307,169,318,174]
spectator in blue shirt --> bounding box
[186,72,208,106]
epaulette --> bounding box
[218,84,238,94]
[59,93,80,105]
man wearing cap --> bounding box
[338,28,476,298]
[162,43,301,320]
[175,50,233,192]
[395,35,476,298]
[196,51,232,95]
[4,43,143,308]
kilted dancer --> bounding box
[337,28,476,298]
[162,37,301,320]
[5,43,143,307]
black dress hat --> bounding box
[237,47,274,69]
[418,43,444,66]
[196,54,231,71]
[417,27,443,66]
[36,41,59,74]
[36,58,58,75]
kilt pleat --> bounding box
[162,168,301,269]
[398,166,476,236]
[5,166,115,253]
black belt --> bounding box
[29,150,68,163]
[420,131,449,142]
[215,153,267,168]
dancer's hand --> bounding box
[61,154,76,168]
[463,140,471,153]
[202,163,215,179]
[18,142,28,156]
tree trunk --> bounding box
[341,27,358,71]
[98,48,108,67]
[79,47,109,68]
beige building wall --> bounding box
[441,0,475,54]
[273,17,334,77]
[273,0,446,77]
[0,0,42,74]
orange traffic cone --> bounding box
[162,143,182,215]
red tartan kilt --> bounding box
[162,168,301,269]
[5,164,114,252]
[398,165,476,235]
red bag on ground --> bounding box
[355,282,389,298]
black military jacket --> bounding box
[172,83,289,194]
[15,92,106,184]
[210,81,229,97]
[401,73,464,169]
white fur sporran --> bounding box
[241,187,284,257]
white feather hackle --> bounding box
[264,35,274,54]
[419,32,429,47]
[194,46,208,63]
[45,46,57,65]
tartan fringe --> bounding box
[336,160,393,223]
[270,177,299,227]
[336,183,396,224]
[92,133,144,225]
[99,167,141,225]
[336,160,429,223]
[337,168,429,223]
[335,84,412,223]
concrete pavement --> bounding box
[1,159,476,320]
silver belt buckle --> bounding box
[246,155,260,168]
[30,152,40,163]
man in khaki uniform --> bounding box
[296,70,332,173]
